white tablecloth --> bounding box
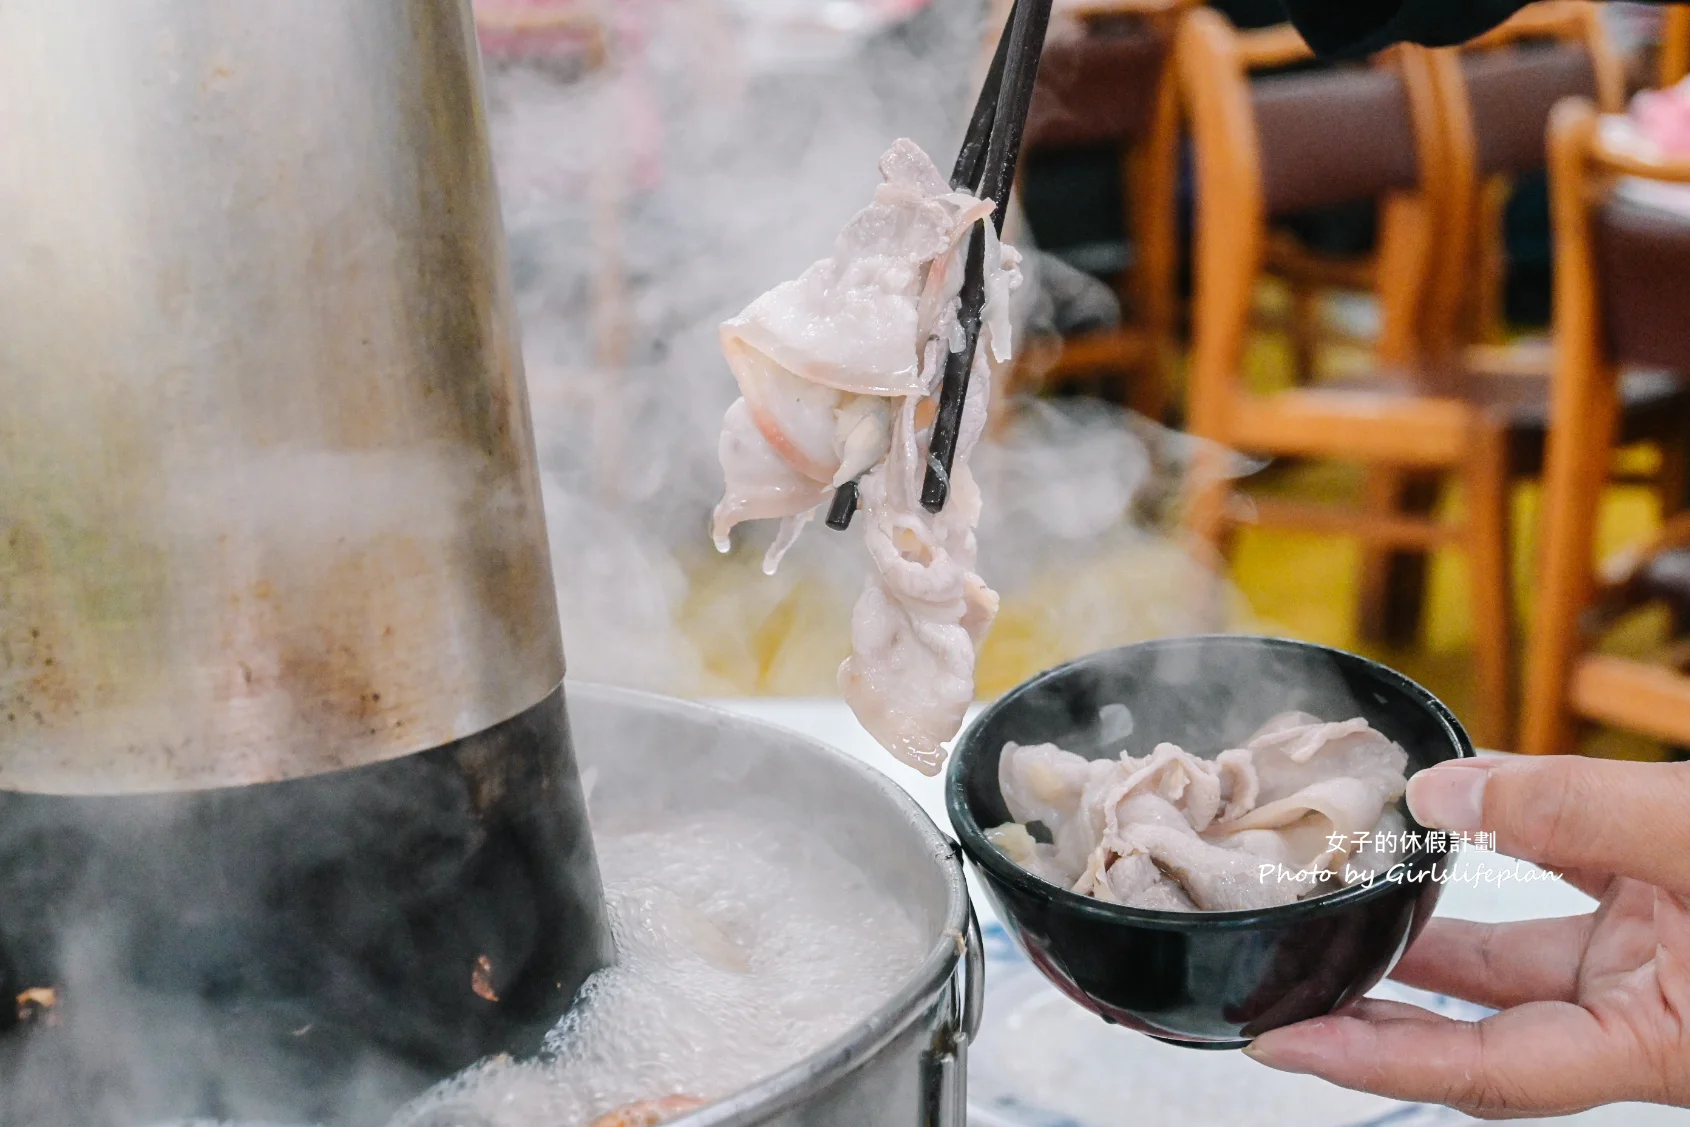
[707,698,1690,1127]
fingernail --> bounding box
[1243,1027,1318,1074]
[1407,761,1491,831]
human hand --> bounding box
[1243,755,1690,1119]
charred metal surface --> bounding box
[0,686,611,1127]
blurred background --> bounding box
[469,0,1690,761]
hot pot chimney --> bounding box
[0,2,611,1123]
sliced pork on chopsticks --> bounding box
[711,139,1021,774]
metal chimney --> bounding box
[0,2,611,1122]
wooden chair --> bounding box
[1660,4,1690,88]
[1011,0,1196,422]
[1359,4,1690,651]
[1195,6,1373,389]
[1254,37,1440,392]
[1265,203,1378,388]
[1522,98,1690,754]
[1014,2,1345,415]
[1255,40,1386,389]
[1178,8,1517,748]
[1424,2,1625,355]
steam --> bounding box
[494,0,1252,700]
[0,4,1264,1125]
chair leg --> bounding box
[1358,466,1406,643]
[1657,429,1690,636]
[1476,180,1512,345]
[1358,468,1441,647]
[1126,350,1171,423]
[1520,104,1622,756]
[1175,473,1235,633]
[1122,368,1162,425]
[1465,418,1515,750]
[1122,37,1181,426]
[1288,283,1319,385]
[1658,429,1690,520]
[1185,470,1231,556]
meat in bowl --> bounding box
[986,712,1412,911]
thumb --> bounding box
[1407,756,1690,894]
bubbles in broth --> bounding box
[394,809,928,1126]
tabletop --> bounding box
[707,698,1690,1127]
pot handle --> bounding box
[957,901,985,1046]
[922,889,984,1127]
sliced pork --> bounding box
[711,139,1021,774]
[989,713,1414,911]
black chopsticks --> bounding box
[829,0,1054,530]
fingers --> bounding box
[1652,889,1690,1022]
[1338,997,1446,1023]
[1389,917,1591,1009]
[1245,1000,1650,1117]
[1556,866,1614,902]
[1658,888,1690,957]
[1581,879,1674,988]
[1407,757,1690,895]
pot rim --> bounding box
[566,682,972,1127]
[944,634,1474,930]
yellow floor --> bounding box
[680,531,1250,698]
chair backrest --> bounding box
[1550,95,1690,427]
[1023,8,1180,150]
[1191,20,1437,220]
[1177,9,1444,427]
[1593,194,1690,375]
[1464,46,1603,176]
[1548,96,1690,486]
[1420,2,1621,357]
[1460,2,1624,168]
[1250,66,1424,216]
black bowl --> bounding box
[946,634,1472,1049]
